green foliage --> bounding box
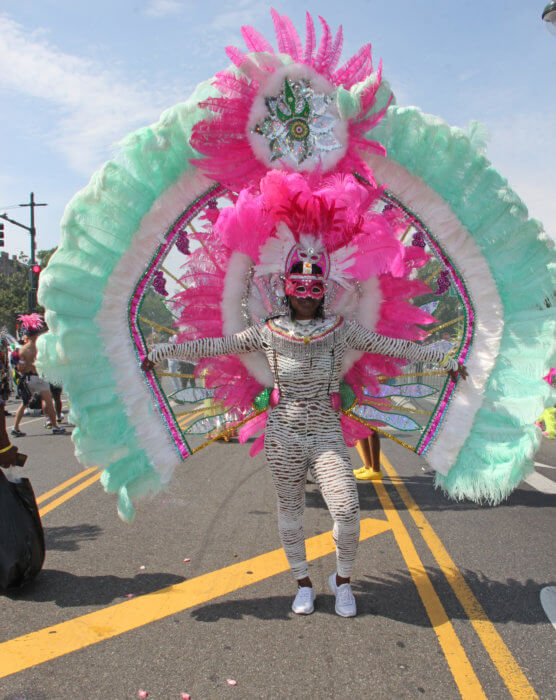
[0,263,29,334]
[0,248,54,333]
[37,247,57,268]
[138,289,175,342]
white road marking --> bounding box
[535,461,556,470]
[540,587,556,631]
[524,471,556,494]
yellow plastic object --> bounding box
[538,407,556,439]
[353,466,383,480]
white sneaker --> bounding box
[292,586,315,615]
[328,573,356,617]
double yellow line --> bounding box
[33,402,200,518]
[36,467,101,517]
[28,451,536,697]
[377,454,536,699]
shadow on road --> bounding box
[190,567,555,626]
[303,477,556,513]
[44,523,103,552]
[4,570,184,607]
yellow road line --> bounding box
[36,467,98,505]
[370,475,486,699]
[178,408,204,428]
[381,454,537,699]
[0,517,391,679]
[38,473,102,517]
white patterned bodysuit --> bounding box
[149,315,455,580]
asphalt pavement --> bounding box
[0,395,554,699]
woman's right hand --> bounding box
[141,343,172,371]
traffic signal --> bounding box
[0,222,4,247]
[29,264,41,288]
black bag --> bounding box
[0,470,45,590]
[28,393,42,410]
[0,373,9,401]
[15,374,32,405]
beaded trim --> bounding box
[267,316,343,343]
[381,190,474,455]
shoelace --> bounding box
[337,585,354,604]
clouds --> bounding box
[143,0,185,18]
[0,14,176,175]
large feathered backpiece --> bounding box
[36,11,555,520]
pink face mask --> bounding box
[284,275,325,299]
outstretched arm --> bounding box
[344,321,468,380]
[141,326,263,371]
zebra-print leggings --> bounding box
[265,399,359,580]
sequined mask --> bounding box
[284,274,326,299]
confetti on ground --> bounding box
[226,679,237,686]
[139,565,146,570]
[180,694,191,699]
[125,594,135,598]
[138,690,148,698]
[183,558,191,563]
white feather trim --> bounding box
[222,251,274,386]
[366,153,504,476]
[341,276,382,376]
[96,169,214,485]
[255,222,296,277]
[329,244,358,288]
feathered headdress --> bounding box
[17,313,45,333]
[214,169,407,287]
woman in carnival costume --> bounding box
[142,173,467,615]
[35,12,554,613]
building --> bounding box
[0,252,25,277]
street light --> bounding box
[542,1,556,34]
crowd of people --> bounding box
[1,314,68,440]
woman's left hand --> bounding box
[448,361,468,382]
[141,355,155,371]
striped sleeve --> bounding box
[147,325,264,363]
[344,321,458,370]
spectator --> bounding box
[11,314,66,437]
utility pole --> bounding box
[19,192,47,268]
[0,192,48,311]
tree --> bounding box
[0,263,30,334]
[138,289,175,342]
[37,247,57,268]
[0,248,55,333]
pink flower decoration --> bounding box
[17,313,44,332]
[181,694,191,699]
[226,679,237,686]
[190,11,390,191]
[138,690,148,698]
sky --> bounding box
[0,0,555,260]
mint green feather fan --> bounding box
[36,14,555,520]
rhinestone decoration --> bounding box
[253,78,342,166]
